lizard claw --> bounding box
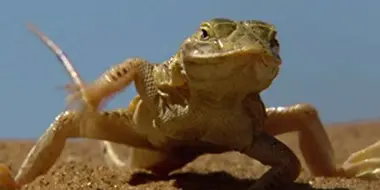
[64,82,111,111]
[356,168,380,180]
[339,140,380,180]
[0,164,21,190]
[65,83,97,110]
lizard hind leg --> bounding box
[13,108,153,186]
[340,140,380,179]
[264,103,380,179]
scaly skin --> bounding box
[1,18,380,189]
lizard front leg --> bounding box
[66,57,161,114]
[28,23,190,136]
[27,23,162,116]
[63,56,190,136]
[242,94,301,189]
[263,104,337,177]
[11,108,153,187]
[243,132,301,190]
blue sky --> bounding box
[1,1,379,138]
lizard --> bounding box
[1,18,380,190]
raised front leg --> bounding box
[5,109,153,187]
[65,57,161,114]
[243,132,301,190]
[263,104,336,177]
[27,23,161,115]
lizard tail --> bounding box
[27,23,92,110]
[100,141,129,168]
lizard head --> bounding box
[179,18,281,92]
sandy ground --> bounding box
[1,121,380,190]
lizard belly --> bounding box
[133,99,255,151]
[158,105,255,151]
[197,108,254,150]
[132,99,171,148]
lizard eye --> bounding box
[200,29,210,40]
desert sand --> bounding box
[1,121,380,190]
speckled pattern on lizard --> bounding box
[1,18,380,190]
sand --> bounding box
[1,121,380,190]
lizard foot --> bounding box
[339,140,380,180]
[0,164,21,190]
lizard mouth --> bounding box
[181,43,281,66]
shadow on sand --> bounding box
[128,171,349,190]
